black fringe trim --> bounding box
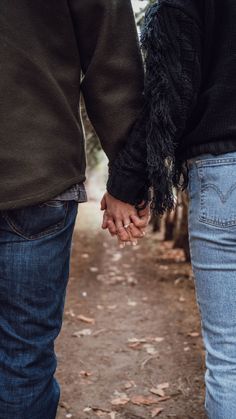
[141,1,200,215]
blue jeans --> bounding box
[0,200,78,419]
[188,151,236,419]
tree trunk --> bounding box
[173,192,190,262]
[151,214,161,233]
[164,208,177,241]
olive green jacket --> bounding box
[0,0,144,209]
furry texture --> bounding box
[141,0,202,214]
[107,0,202,214]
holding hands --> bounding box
[101,192,150,246]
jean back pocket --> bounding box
[2,200,69,240]
[198,157,236,227]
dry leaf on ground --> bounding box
[77,314,95,324]
[65,309,75,318]
[93,328,107,337]
[128,342,143,350]
[111,397,130,406]
[59,401,70,410]
[151,407,164,417]
[72,329,92,337]
[79,370,93,377]
[91,407,111,414]
[90,267,99,273]
[127,300,137,307]
[150,383,169,397]
[130,395,160,406]
[150,388,165,397]
[188,332,200,338]
[83,407,92,413]
[144,344,158,355]
[154,337,165,343]
[124,381,136,390]
[128,338,147,344]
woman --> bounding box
[103,0,236,417]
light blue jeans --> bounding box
[188,151,236,419]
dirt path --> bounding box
[56,203,206,419]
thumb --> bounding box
[100,195,107,211]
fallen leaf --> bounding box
[128,342,143,350]
[73,329,92,337]
[128,338,147,344]
[150,383,169,398]
[150,388,165,397]
[159,265,169,271]
[130,395,159,406]
[93,328,107,337]
[188,332,200,338]
[90,267,99,273]
[143,344,158,355]
[111,397,130,406]
[77,315,95,324]
[151,407,164,417]
[79,370,93,377]
[127,300,137,307]
[65,309,75,318]
[179,296,186,302]
[82,253,89,259]
[124,381,136,390]
[83,407,92,413]
[154,337,165,343]
[91,407,110,414]
[112,252,122,262]
[159,383,169,390]
[90,406,112,417]
[59,401,70,410]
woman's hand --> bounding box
[101,192,150,244]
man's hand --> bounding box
[101,192,150,244]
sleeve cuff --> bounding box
[107,169,149,205]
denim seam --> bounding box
[2,202,69,241]
[196,158,236,167]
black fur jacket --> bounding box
[107,0,204,214]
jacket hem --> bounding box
[0,175,86,211]
[181,140,236,160]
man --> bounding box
[0,1,149,417]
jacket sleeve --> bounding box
[107,1,203,213]
[68,0,145,164]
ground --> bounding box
[56,202,206,419]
